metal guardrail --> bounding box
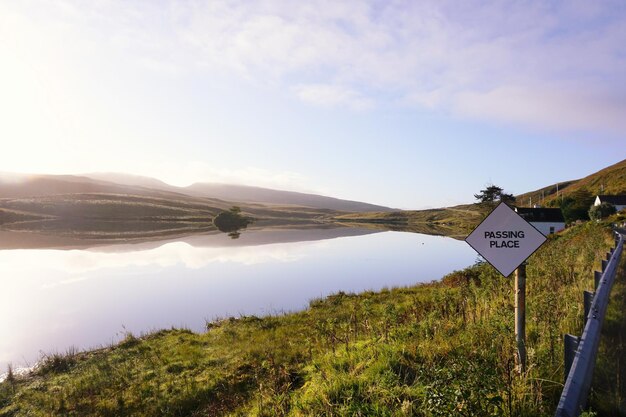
[554,230,624,417]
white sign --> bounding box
[465,202,547,277]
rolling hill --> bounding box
[516,158,626,206]
[0,173,392,240]
[182,183,393,212]
[2,158,624,241]
[335,158,626,237]
[84,173,394,212]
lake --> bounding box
[0,225,477,372]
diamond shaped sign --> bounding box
[466,202,547,277]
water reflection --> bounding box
[0,226,476,371]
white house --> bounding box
[594,195,626,212]
[514,207,565,236]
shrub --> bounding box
[589,202,616,220]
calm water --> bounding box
[0,226,476,371]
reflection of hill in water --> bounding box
[0,223,382,251]
[336,221,466,241]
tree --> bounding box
[588,202,616,221]
[213,206,251,238]
[474,185,516,206]
[555,190,594,224]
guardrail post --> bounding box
[594,271,601,290]
[601,259,608,272]
[564,334,580,383]
[583,291,594,328]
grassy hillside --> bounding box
[0,193,223,239]
[334,204,482,238]
[0,174,377,241]
[517,158,626,207]
[0,192,348,240]
[0,174,192,200]
[0,172,392,214]
[341,159,626,234]
[1,216,621,416]
[183,183,394,213]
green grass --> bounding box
[0,193,221,220]
[589,230,626,416]
[0,193,347,240]
[517,158,626,206]
[0,219,620,416]
[334,204,482,239]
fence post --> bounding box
[583,291,594,328]
[564,334,580,383]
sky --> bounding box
[0,0,625,209]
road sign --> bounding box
[465,202,547,277]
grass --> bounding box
[589,232,626,416]
[0,218,622,416]
[516,158,626,206]
[0,193,347,241]
[334,204,483,239]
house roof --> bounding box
[514,207,565,223]
[596,195,626,205]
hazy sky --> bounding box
[1,1,624,208]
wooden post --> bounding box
[515,263,527,374]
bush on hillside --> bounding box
[589,202,616,220]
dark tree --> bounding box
[555,190,594,223]
[474,185,516,205]
[213,206,252,238]
[589,202,616,221]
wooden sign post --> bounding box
[466,203,546,374]
[515,262,526,373]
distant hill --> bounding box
[335,158,626,237]
[0,172,393,240]
[81,173,393,213]
[516,158,626,206]
[334,204,482,239]
[0,173,190,200]
[183,183,393,213]
[83,172,179,192]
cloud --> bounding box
[453,84,626,133]
[293,84,373,110]
[0,241,313,288]
[4,0,626,134]
[176,0,626,133]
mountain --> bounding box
[0,172,391,213]
[82,172,179,192]
[81,173,393,212]
[0,172,394,241]
[183,183,393,212]
[0,173,189,200]
[335,158,626,237]
[515,158,626,206]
